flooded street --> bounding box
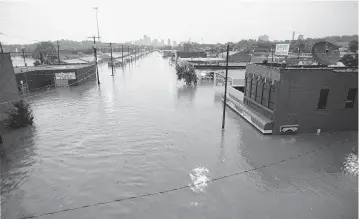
[1,52,358,219]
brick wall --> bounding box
[0,53,19,123]
[273,68,358,134]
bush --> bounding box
[5,100,34,128]
[33,60,41,66]
[340,54,358,67]
[175,63,197,85]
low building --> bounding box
[14,64,96,91]
[0,53,20,124]
[176,52,207,59]
[219,51,251,63]
[225,64,358,134]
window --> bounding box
[261,81,270,107]
[317,89,329,109]
[345,88,357,108]
[255,79,263,103]
[244,76,248,96]
[250,77,257,100]
[247,77,253,98]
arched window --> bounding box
[246,75,252,98]
[244,75,248,96]
[268,84,276,110]
[260,79,265,105]
[256,78,264,103]
[250,76,257,100]
[261,80,270,107]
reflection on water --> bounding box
[176,85,197,102]
[343,153,358,176]
[189,166,210,193]
[1,127,36,213]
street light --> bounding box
[93,7,100,53]
[93,7,100,40]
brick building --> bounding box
[226,63,358,134]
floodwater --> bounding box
[1,52,358,219]
[11,56,35,67]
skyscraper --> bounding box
[153,39,158,46]
[143,35,151,46]
[161,39,164,46]
[258,35,269,41]
[167,39,171,46]
[173,41,177,47]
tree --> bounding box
[349,40,358,53]
[175,62,197,85]
[32,41,56,64]
[340,54,358,66]
[5,100,34,128]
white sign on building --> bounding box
[55,72,76,80]
[275,44,290,56]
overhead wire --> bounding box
[18,146,327,219]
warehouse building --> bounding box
[14,64,96,91]
[226,64,358,134]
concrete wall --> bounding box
[0,53,19,123]
[72,65,96,85]
[273,68,358,134]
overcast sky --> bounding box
[0,0,358,44]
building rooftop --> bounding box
[180,57,225,62]
[62,59,89,64]
[250,63,358,73]
[14,64,93,74]
[219,51,242,57]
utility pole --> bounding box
[21,48,26,66]
[271,44,274,63]
[221,44,230,129]
[109,42,114,76]
[93,7,100,52]
[57,41,60,64]
[128,46,130,62]
[88,36,100,84]
[121,45,124,64]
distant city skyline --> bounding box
[0,0,357,45]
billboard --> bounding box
[275,44,290,56]
[55,72,76,80]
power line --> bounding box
[0,32,40,42]
[19,147,322,219]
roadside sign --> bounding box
[275,44,290,56]
[55,72,76,80]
